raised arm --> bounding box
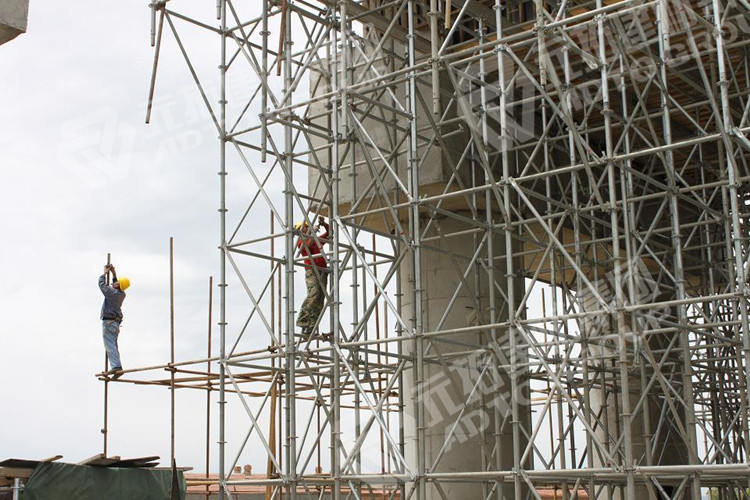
[318,217,331,241]
[99,267,116,297]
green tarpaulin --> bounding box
[21,462,185,500]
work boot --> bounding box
[111,368,124,380]
[300,327,311,340]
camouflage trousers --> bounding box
[296,267,328,330]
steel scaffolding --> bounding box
[118,0,750,498]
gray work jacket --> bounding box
[99,274,126,322]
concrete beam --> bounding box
[0,0,29,46]
[318,0,431,52]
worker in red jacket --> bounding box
[295,216,331,338]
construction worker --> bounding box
[99,264,130,378]
[295,216,332,338]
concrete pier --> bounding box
[308,63,531,498]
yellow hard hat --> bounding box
[118,277,131,291]
[294,221,308,231]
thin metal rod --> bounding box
[103,252,111,457]
[170,236,176,465]
[267,210,277,500]
[146,7,165,124]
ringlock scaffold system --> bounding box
[122,0,750,498]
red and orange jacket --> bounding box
[297,224,330,269]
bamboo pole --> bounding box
[205,275,213,500]
[266,383,278,500]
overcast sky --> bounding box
[0,0,241,471]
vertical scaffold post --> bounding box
[330,6,342,499]
[405,0,424,498]
[282,0,297,495]
[596,3,631,500]
[103,252,111,457]
[12,478,21,500]
[261,0,268,163]
[169,237,176,466]
[206,275,213,500]
[268,211,278,500]
[218,0,228,497]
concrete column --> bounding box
[400,215,529,499]
[308,52,530,500]
[582,263,688,499]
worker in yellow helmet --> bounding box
[99,264,130,379]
